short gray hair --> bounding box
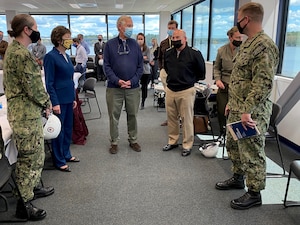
[117,15,131,27]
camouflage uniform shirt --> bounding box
[3,40,50,122]
[228,31,279,115]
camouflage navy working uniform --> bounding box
[3,40,51,202]
[227,31,279,192]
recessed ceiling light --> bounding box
[22,3,38,9]
[70,4,81,9]
[78,3,97,8]
[157,5,167,10]
[115,4,124,9]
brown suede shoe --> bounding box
[160,120,168,126]
[129,143,141,152]
[109,145,118,154]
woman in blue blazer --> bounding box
[44,26,80,172]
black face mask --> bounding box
[232,40,242,47]
[236,17,247,34]
[172,40,182,49]
[98,39,102,42]
[29,29,40,43]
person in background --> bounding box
[104,15,143,154]
[94,34,106,81]
[0,30,8,69]
[215,2,279,210]
[32,37,47,69]
[149,38,159,88]
[77,33,90,55]
[3,14,53,221]
[158,20,178,126]
[213,26,241,140]
[136,33,152,109]
[44,26,80,172]
[162,29,205,157]
[73,37,88,88]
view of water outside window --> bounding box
[172,12,181,29]
[209,0,235,61]
[282,0,300,78]
[0,14,159,57]
[193,1,209,60]
[182,6,193,46]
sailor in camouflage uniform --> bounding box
[215,3,279,210]
[3,14,52,220]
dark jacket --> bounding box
[164,45,206,92]
[94,41,106,64]
[158,37,172,70]
[0,40,8,59]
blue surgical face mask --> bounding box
[167,29,174,37]
[72,43,77,47]
[124,27,133,38]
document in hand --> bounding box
[226,121,260,141]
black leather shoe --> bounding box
[16,200,47,221]
[162,144,179,151]
[230,191,262,210]
[181,149,191,156]
[34,186,55,199]
[215,174,245,190]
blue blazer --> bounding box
[44,47,75,106]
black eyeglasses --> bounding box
[118,41,130,55]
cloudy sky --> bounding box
[287,0,300,32]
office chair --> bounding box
[283,160,300,207]
[78,77,101,120]
[266,102,286,177]
[0,152,12,213]
[195,88,215,135]
[194,88,215,144]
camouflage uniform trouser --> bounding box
[226,111,270,192]
[11,118,45,202]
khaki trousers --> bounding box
[165,87,196,150]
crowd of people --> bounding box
[0,1,279,221]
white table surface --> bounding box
[0,95,17,164]
[0,70,4,94]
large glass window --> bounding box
[281,2,300,78]
[70,15,106,55]
[107,15,120,40]
[0,15,7,39]
[107,15,143,41]
[32,15,69,54]
[182,6,193,45]
[145,14,159,46]
[209,0,235,61]
[173,12,181,29]
[193,1,210,59]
